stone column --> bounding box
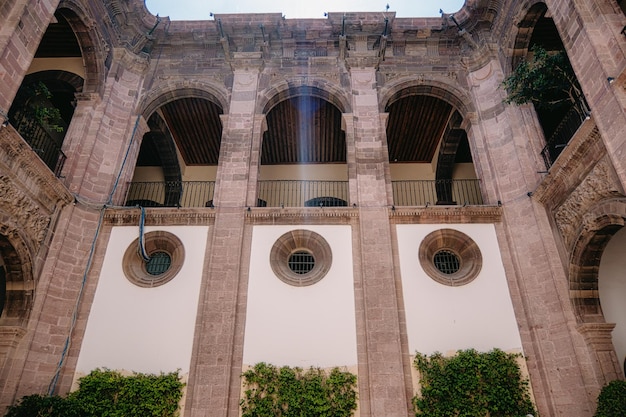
[547,0,626,189]
[466,57,597,416]
[5,46,149,399]
[347,66,410,417]
[185,62,261,417]
[0,0,59,120]
[61,48,149,204]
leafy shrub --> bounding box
[413,348,536,417]
[4,369,184,417]
[595,379,626,417]
[240,362,357,417]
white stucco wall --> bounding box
[599,226,626,369]
[75,225,208,376]
[396,224,522,355]
[244,225,357,368]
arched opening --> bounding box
[126,96,224,208]
[599,226,626,370]
[0,233,33,328]
[259,88,348,207]
[510,3,588,169]
[385,91,480,206]
[8,71,81,176]
[568,200,626,381]
[6,6,95,176]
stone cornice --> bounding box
[103,205,501,226]
[533,116,606,210]
[104,207,216,226]
[389,205,502,224]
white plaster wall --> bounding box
[259,164,348,180]
[75,225,208,375]
[396,224,522,355]
[599,226,626,368]
[131,166,165,182]
[27,58,85,78]
[244,225,357,368]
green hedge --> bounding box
[5,369,184,417]
[413,349,536,417]
[595,379,626,417]
[240,362,358,417]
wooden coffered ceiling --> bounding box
[140,93,469,167]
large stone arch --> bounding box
[258,78,351,115]
[378,78,475,117]
[140,83,229,119]
[569,198,626,323]
[381,79,477,204]
[568,197,626,384]
[505,2,549,67]
[56,2,107,95]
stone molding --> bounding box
[390,205,502,224]
[554,157,624,251]
[534,118,605,210]
[104,208,216,226]
[0,126,73,249]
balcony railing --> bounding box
[13,118,67,176]
[125,181,216,207]
[391,179,483,206]
[258,180,349,207]
[124,179,483,208]
[541,98,590,170]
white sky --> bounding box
[145,0,466,20]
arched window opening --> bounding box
[126,97,223,208]
[8,75,79,176]
[259,92,348,208]
[385,94,481,207]
[508,4,588,169]
[7,8,85,176]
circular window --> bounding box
[145,251,172,276]
[419,229,482,286]
[433,249,461,274]
[270,230,332,286]
[288,250,316,274]
[123,231,184,288]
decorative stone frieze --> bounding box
[555,157,623,250]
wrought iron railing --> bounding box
[125,181,216,207]
[257,180,349,207]
[541,98,590,169]
[12,117,67,176]
[125,179,483,208]
[391,179,483,206]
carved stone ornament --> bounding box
[555,158,623,250]
[0,176,50,247]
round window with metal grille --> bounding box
[123,231,184,288]
[419,229,482,286]
[270,230,332,287]
[145,251,172,276]
[288,250,315,275]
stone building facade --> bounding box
[1,0,626,416]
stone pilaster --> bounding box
[467,57,597,416]
[62,48,148,203]
[348,67,410,417]
[185,65,259,417]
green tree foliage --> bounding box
[14,81,65,133]
[413,348,536,417]
[502,45,582,111]
[595,379,626,417]
[4,369,184,417]
[240,362,358,417]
